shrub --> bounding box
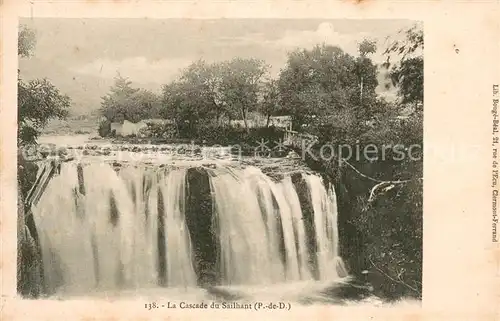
[98,119,111,137]
[142,122,177,139]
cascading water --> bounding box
[31,161,346,296]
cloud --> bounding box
[274,22,366,54]
[72,56,194,84]
[266,22,413,65]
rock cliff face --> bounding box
[297,145,423,300]
[17,157,43,297]
[184,167,217,286]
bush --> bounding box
[142,122,177,139]
[74,129,91,135]
[338,114,422,300]
[98,119,111,137]
[337,160,422,300]
[182,125,284,146]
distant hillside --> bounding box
[41,114,102,136]
[19,57,162,117]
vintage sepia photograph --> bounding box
[16,17,423,308]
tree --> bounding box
[100,74,138,122]
[135,88,162,119]
[278,44,377,130]
[219,58,269,132]
[356,39,378,103]
[18,25,36,58]
[18,25,70,146]
[179,60,226,125]
[258,79,282,127]
[100,74,161,123]
[383,24,424,108]
[160,81,196,135]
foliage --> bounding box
[140,121,177,139]
[258,79,283,126]
[199,125,283,146]
[327,27,423,301]
[346,175,423,299]
[159,59,270,134]
[160,81,197,134]
[383,24,424,106]
[100,74,162,123]
[178,60,226,124]
[98,119,111,137]
[278,44,379,129]
[292,29,423,301]
[218,58,269,131]
[18,78,71,146]
[358,39,377,57]
[389,57,423,106]
[355,39,379,115]
[18,25,37,58]
[18,25,71,146]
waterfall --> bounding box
[31,162,345,295]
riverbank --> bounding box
[295,141,423,301]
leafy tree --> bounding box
[160,81,196,134]
[219,58,269,132]
[258,79,282,127]
[389,57,423,107]
[100,74,139,122]
[160,58,269,134]
[278,44,377,130]
[100,74,162,124]
[179,60,226,125]
[383,24,424,108]
[355,39,378,104]
[18,79,70,145]
[18,25,36,58]
[18,25,70,146]
[135,88,162,119]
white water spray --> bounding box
[32,162,345,295]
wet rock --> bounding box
[322,277,373,302]
[185,167,217,286]
[291,173,318,278]
[40,150,50,158]
[102,147,111,156]
[193,147,202,156]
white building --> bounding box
[109,120,148,137]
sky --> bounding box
[19,18,419,115]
